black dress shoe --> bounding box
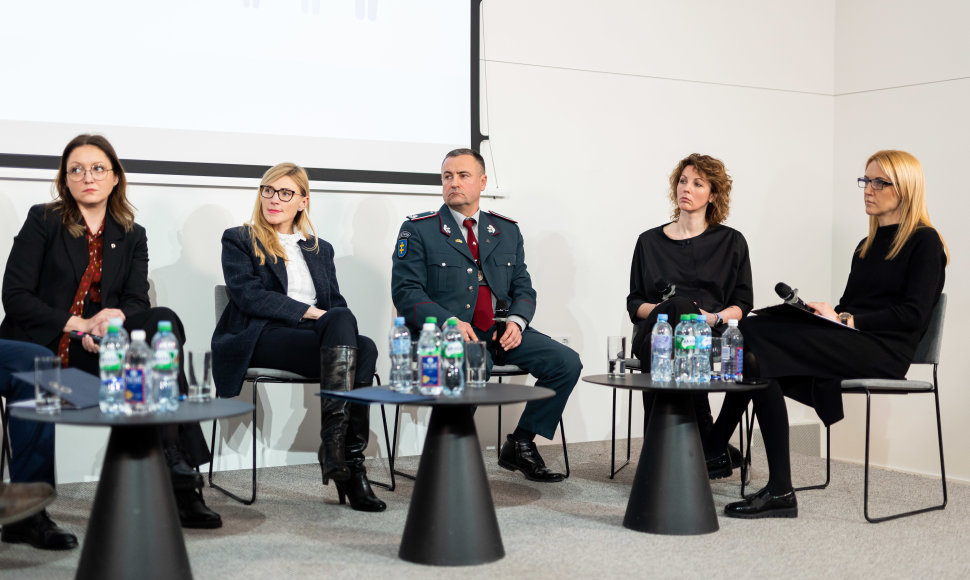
[498,435,565,483]
[164,445,204,490]
[175,489,222,529]
[706,451,733,480]
[724,486,798,519]
[1,510,78,550]
[335,473,387,512]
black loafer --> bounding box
[164,445,204,490]
[706,451,733,480]
[175,489,223,529]
[1,510,78,550]
[498,435,565,483]
[725,487,798,519]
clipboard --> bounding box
[12,368,102,409]
[751,302,859,331]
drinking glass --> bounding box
[464,342,488,387]
[710,336,722,381]
[607,336,626,377]
[34,356,62,414]
[187,350,214,403]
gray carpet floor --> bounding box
[1,438,965,579]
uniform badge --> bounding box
[455,239,463,244]
[396,238,408,258]
[442,224,452,235]
[486,224,496,235]
[398,231,411,240]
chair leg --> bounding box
[862,389,947,523]
[609,388,631,479]
[391,404,417,481]
[369,403,396,491]
[560,420,570,479]
[208,379,259,505]
[794,425,830,493]
[0,397,9,481]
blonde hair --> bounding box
[858,150,948,263]
[246,163,319,265]
[668,153,733,225]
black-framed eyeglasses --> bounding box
[259,185,300,202]
[66,164,113,182]
[858,177,893,191]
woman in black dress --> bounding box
[709,149,948,518]
[626,153,753,469]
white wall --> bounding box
[831,0,970,478]
[6,0,958,484]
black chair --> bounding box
[0,396,10,481]
[776,293,948,523]
[389,363,570,481]
[207,285,393,504]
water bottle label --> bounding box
[153,351,175,371]
[699,336,712,350]
[125,369,145,402]
[444,342,463,357]
[651,335,672,350]
[735,347,743,374]
[676,336,695,350]
[393,338,410,354]
[421,355,440,386]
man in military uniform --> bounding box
[391,148,581,482]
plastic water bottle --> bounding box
[125,330,153,415]
[441,318,465,396]
[98,320,126,414]
[673,314,695,384]
[388,317,412,391]
[151,320,180,412]
[417,317,442,395]
[693,314,712,383]
[721,319,744,382]
[649,314,673,382]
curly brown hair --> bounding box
[667,153,732,225]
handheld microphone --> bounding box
[493,299,510,365]
[655,280,677,301]
[774,282,814,312]
[69,330,103,344]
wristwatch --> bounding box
[839,312,853,326]
[713,312,724,328]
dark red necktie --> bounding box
[464,218,494,331]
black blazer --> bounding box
[211,226,348,398]
[1,204,150,351]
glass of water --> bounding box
[34,356,62,414]
[464,341,488,387]
[187,350,214,403]
[710,336,722,381]
[607,336,626,377]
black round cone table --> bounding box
[12,399,252,580]
[396,383,553,566]
[582,373,766,535]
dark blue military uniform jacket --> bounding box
[391,204,536,333]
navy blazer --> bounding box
[211,226,348,398]
[1,204,150,351]
[391,204,537,333]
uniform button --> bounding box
[441,262,447,267]
[507,262,511,266]
[465,304,471,309]
[468,286,474,291]
[466,268,473,274]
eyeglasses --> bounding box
[259,185,300,202]
[66,164,113,182]
[858,177,894,191]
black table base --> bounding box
[623,391,718,535]
[399,406,504,566]
[78,425,192,580]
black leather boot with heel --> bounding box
[318,346,356,485]
[334,395,386,512]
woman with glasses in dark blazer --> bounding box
[212,162,384,512]
[1,135,222,547]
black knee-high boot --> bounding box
[318,346,356,484]
[335,399,386,512]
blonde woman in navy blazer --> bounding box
[212,162,384,512]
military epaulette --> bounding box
[407,210,438,221]
[486,210,517,223]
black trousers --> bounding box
[248,307,377,445]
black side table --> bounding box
[582,374,765,535]
[12,399,253,580]
[394,383,553,566]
